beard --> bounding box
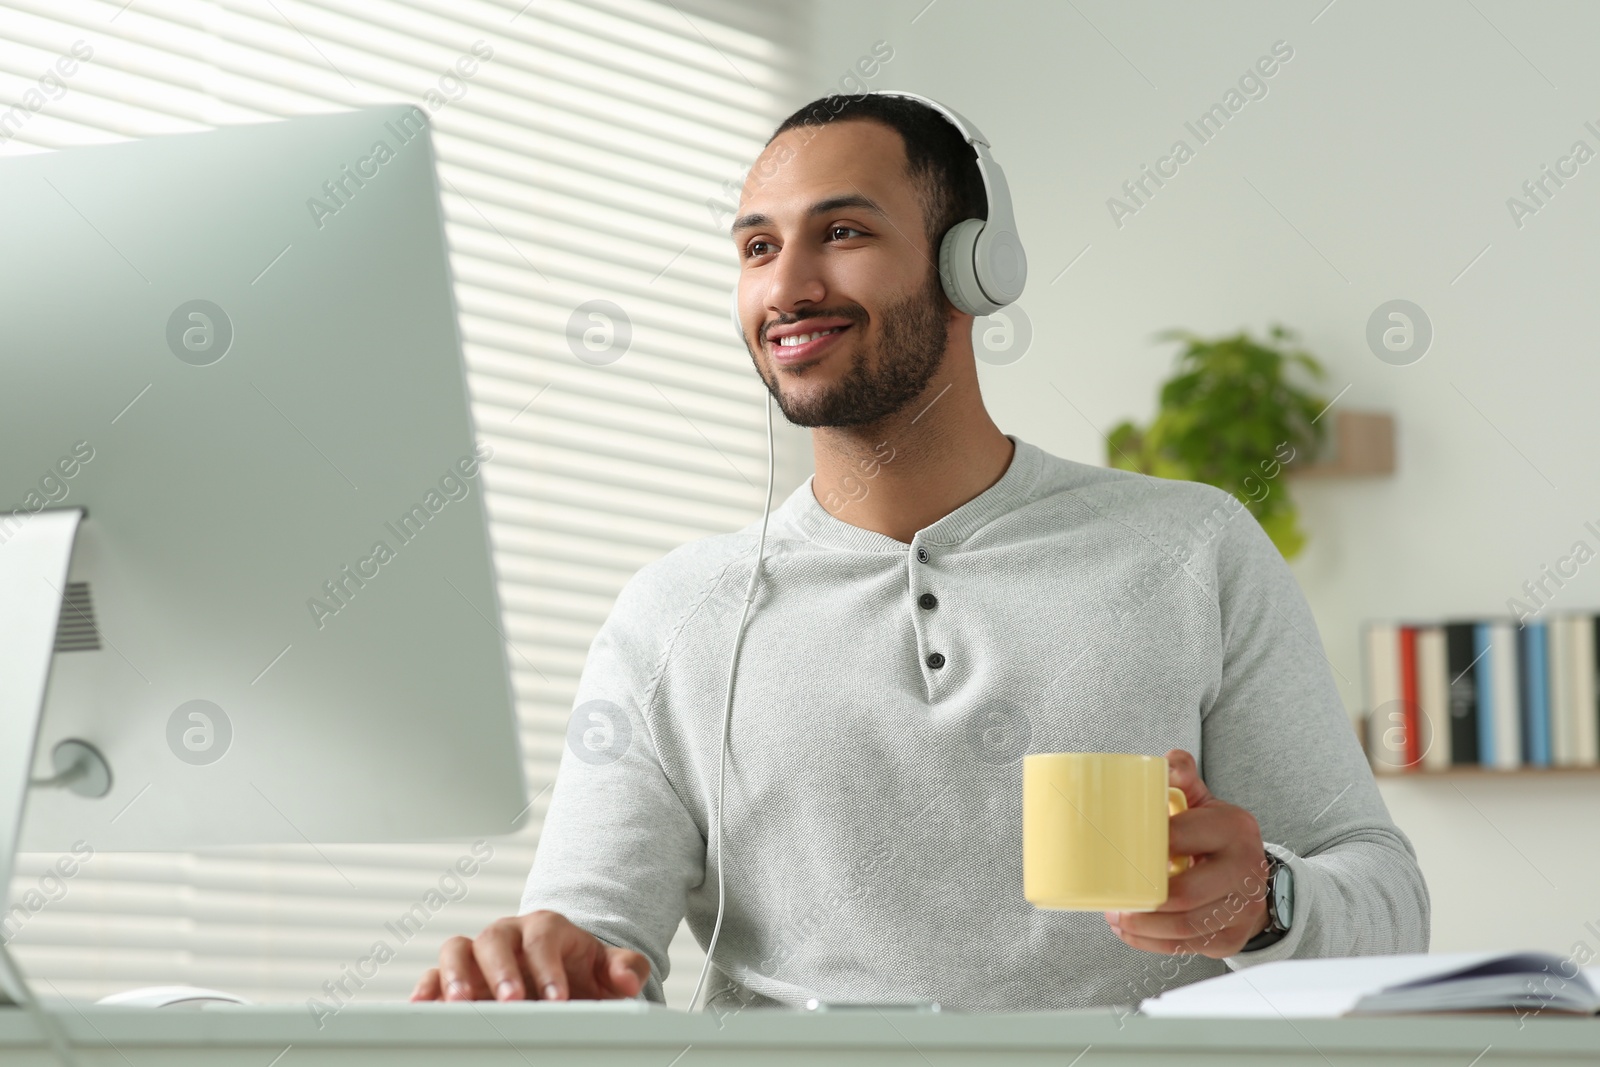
[747,264,950,429]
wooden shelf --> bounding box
[1287,410,1395,478]
[1371,764,1600,779]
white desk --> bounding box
[3,1002,1599,1065]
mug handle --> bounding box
[1167,786,1192,877]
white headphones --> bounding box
[729,89,1027,341]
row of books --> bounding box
[1361,615,1600,772]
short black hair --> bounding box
[767,94,987,258]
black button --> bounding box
[918,593,937,610]
[915,547,929,563]
[926,652,945,669]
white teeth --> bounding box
[776,326,844,347]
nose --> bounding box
[754,245,827,341]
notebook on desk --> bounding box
[1139,952,1600,1018]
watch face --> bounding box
[1273,864,1293,929]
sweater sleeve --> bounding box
[519,563,707,1004]
[1191,488,1431,968]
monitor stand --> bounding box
[0,506,111,1008]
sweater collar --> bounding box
[782,434,1045,553]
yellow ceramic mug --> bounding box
[1023,752,1192,911]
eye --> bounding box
[743,226,864,260]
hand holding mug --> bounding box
[1103,748,1272,958]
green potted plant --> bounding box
[1106,324,1328,559]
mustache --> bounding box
[762,308,866,342]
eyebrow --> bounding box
[730,194,887,236]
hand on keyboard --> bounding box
[410,910,649,1002]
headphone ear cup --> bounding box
[938,218,1000,317]
[974,225,1027,307]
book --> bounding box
[1488,621,1522,769]
[1416,626,1450,769]
[1444,622,1480,765]
[1474,623,1496,766]
[1398,625,1421,769]
[1575,615,1599,764]
[1520,620,1551,767]
[1362,622,1403,773]
[1549,615,1574,765]
[1138,951,1600,1018]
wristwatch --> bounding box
[1241,851,1294,952]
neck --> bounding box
[807,346,1014,545]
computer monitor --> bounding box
[0,106,528,870]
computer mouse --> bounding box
[95,985,252,1008]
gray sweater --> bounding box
[521,435,1430,1010]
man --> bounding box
[412,93,1429,1011]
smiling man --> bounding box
[412,92,1429,1012]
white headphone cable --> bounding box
[687,389,775,1012]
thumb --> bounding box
[602,946,649,997]
[1165,748,1214,808]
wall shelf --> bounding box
[1287,410,1395,478]
[1371,764,1600,779]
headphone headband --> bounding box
[866,90,1027,315]
[864,91,1019,250]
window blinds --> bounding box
[0,0,806,1009]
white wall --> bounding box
[803,0,1600,957]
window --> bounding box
[1,0,805,1009]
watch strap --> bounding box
[1240,853,1290,952]
[1240,924,1289,952]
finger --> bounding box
[410,968,442,1002]
[1110,902,1200,942]
[587,945,626,999]
[1113,900,1255,944]
[1108,910,1239,957]
[1109,921,1220,957]
[522,922,572,1001]
[1150,852,1270,915]
[600,946,649,998]
[473,920,532,1001]
[437,935,490,1000]
[1168,806,1255,860]
[562,936,608,1000]
[1165,749,1213,808]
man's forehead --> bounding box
[734,121,912,227]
